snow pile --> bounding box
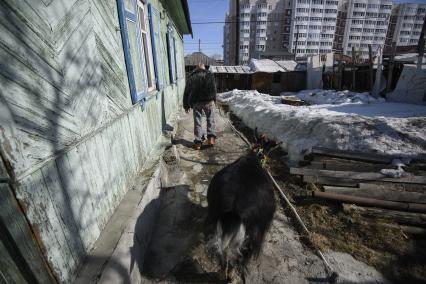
[218,89,426,162]
[281,89,385,105]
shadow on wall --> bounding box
[0,1,130,281]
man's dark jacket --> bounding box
[183,69,217,110]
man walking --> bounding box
[183,64,217,150]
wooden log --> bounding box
[323,185,426,204]
[343,204,426,228]
[308,159,395,172]
[358,182,426,193]
[303,175,359,187]
[291,167,426,185]
[311,147,394,164]
[313,191,426,213]
[382,223,426,236]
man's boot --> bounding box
[208,136,216,146]
[194,142,202,150]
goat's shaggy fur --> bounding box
[205,153,276,277]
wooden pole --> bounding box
[294,25,300,60]
[417,14,426,70]
[368,45,373,91]
[332,53,335,89]
[351,46,356,90]
[337,61,343,90]
[386,42,396,94]
[235,0,240,66]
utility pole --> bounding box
[294,25,299,60]
[386,42,396,94]
[351,46,356,90]
[235,0,240,65]
[417,15,426,70]
[368,44,373,91]
[198,39,201,52]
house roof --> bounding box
[210,59,305,74]
[184,52,219,66]
[209,65,252,74]
[162,0,192,36]
[249,59,303,72]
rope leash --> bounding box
[219,107,338,284]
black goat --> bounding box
[205,130,277,280]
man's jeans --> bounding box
[193,101,216,143]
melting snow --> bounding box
[218,89,426,162]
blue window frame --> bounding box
[117,0,152,104]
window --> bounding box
[117,0,159,103]
[311,8,323,13]
[137,1,155,91]
[354,3,366,8]
[148,4,166,90]
[166,24,178,84]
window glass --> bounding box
[127,20,144,93]
[137,2,155,91]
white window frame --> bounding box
[136,0,156,92]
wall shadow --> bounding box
[131,184,226,282]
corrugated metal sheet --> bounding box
[211,60,305,74]
[210,65,251,74]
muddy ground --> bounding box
[134,107,413,284]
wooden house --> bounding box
[0,0,191,282]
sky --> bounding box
[183,0,426,59]
[184,0,229,58]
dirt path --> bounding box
[139,108,389,283]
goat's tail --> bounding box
[208,213,247,268]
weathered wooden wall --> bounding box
[0,0,186,282]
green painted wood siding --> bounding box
[0,0,187,282]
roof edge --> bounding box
[181,0,193,37]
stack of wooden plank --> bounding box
[290,147,426,233]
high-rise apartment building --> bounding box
[223,0,425,64]
[386,3,426,48]
[289,0,339,58]
[341,0,393,60]
[223,0,292,65]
